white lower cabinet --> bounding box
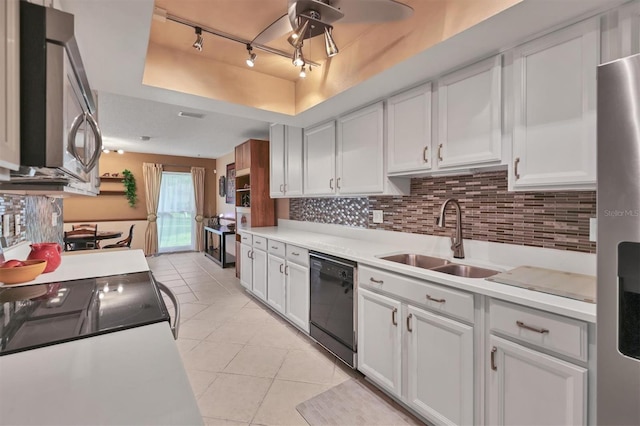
[239,243,253,290]
[252,247,267,301]
[488,335,587,425]
[267,254,286,313]
[407,305,474,425]
[358,286,474,425]
[285,261,310,332]
[357,289,403,396]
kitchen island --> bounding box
[0,248,202,425]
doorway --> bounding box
[157,172,195,253]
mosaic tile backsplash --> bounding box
[0,195,64,249]
[289,171,597,253]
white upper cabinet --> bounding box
[387,84,432,175]
[436,55,502,169]
[270,124,303,198]
[511,19,599,191]
[0,0,20,174]
[619,1,640,59]
[337,102,385,194]
[303,121,336,196]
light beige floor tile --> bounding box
[184,276,218,286]
[193,304,243,322]
[156,278,187,287]
[230,307,278,324]
[176,338,200,356]
[178,293,199,303]
[182,341,244,372]
[252,379,329,426]
[193,289,232,304]
[202,417,249,426]
[197,373,272,422]
[179,318,222,340]
[276,349,336,385]
[180,302,210,320]
[212,293,252,308]
[246,323,305,350]
[170,285,194,295]
[206,321,261,345]
[152,273,182,282]
[332,359,360,386]
[188,281,225,292]
[223,345,287,378]
[186,369,218,398]
[180,271,213,279]
[243,299,262,310]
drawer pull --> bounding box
[284,265,289,276]
[438,144,443,161]
[255,241,262,245]
[279,184,284,192]
[291,252,300,256]
[369,277,384,284]
[392,308,398,326]
[516,321,549,334]
[426,295,446,303]
[279,264,284,273]
[423,146,429,162]
[491,347,497,371]
[329,178,334,190]
[271,246,279,250]
[407,313,413,332]
[514,157,521,180]
[248,250,253,259]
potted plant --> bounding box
[122,169,137,207]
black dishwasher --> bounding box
[309,252,357,368]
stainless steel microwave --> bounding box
[16,1,101,186]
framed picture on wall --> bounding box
[226,163,235,204]
[218,176,226,197]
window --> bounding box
[157,172,195,253]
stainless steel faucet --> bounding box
[437,198,465,259]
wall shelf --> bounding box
[100,176,123,181]
[99,190,126,195]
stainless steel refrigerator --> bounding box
[597,54,640,425]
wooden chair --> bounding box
[72,223,98,231]
[64,228,98,251]
[103,225,135,249]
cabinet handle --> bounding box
[284,183,287,193]
[491,347,497,371]
[516,320,549,334]
[406,313,413,332]
[337,177,341,189]
[284,265,289,276]
[369,277,384,284]
[438,144,443,161]
[291,252,300,256]
[392,308,398,326]
[279,184,284,193]
[271,246,278,249]
[329,178,334,190]
[423,146,429,162]
[279,264,284,273]
[514,157,521,180]
[248,250,253,259]
[426,294,446,303]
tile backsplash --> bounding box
[0,194,63,249]
[289,171,596,253]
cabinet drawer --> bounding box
[268,239,286,257]
[253,236,267,250]
[286,245,309,266]
[359,265,474,323]
[489,299,588,361]
[240,233,252,245]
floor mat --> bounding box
[296,379,423,425]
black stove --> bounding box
[0,271,170,356]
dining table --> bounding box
[64,230,123,251]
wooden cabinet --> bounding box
[488,335,587,425]
[406,305,474,425]
[511,19,599,191]
[234,141,251,174]
[267,253,286,313]
[239,243,253,290]
[269,124,303,198]
[387,84,432,175]
[357,288,403,397]
[285,261,309,332]
[303,121,336,196]
[0,0,20,175]
[436,55,502,169]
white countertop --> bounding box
[0,248,203,425]
[241,224,596,323]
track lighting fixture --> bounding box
[192,26,203,52]
[299,65,306,78]
[245,44,256,67]
[292,46,305,67]
[287,18,310,48]
[324,26,339,57]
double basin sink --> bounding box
[380,253,499,279]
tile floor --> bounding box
[147,252,420,426]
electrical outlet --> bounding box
[3,215,11,237]
[589,217,597,242]
[372,210,384,224]
[14,214,20,235]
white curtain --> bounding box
[191,167,205,252]
[142,162,163,256]
[157,172,196,253]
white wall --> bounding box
[215,151,236,219]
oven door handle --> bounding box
[156,281,180,340]
[67,112,103,174]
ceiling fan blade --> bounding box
[252,13,292,44]
[332,0,413,23]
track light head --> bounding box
[292,46,305,67]
[245,44,256,67]
[324,26,338,58]
[299,65,307,78]
[287,18,309,48]
[193,26,203,51]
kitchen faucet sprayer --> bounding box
[437,198,465,259]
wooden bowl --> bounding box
[0,260,48,285]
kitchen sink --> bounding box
[379,254,451,269]
[429,263,499,279]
